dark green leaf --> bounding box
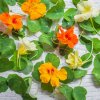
[7,74,28,95]
[0,58,14,72]
[72,0,80,6]
[32,61,44,81]
[45,53,60,68]
[94,15,100,25]
[73,86,87,100]
[5,0,16,6]
[74,69,87,79]
[0,36,16,57]
[58,84,73,100]
[92,54,100,83]
[41,83,54,92]
[0,77,8,92]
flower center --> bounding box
[47,68,55,75]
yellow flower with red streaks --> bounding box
[21,0,46,20]
[0,13,23,33]
[57,26,78,48]
[39,63,67,87]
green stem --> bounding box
[90,17,98,34]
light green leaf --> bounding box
[0,0,9,13]
[5,0,16,6]
[27,18,41,33]
[39,33,54,51]
[81,53,93,68]
[92,54,100,83]
[92,38,100,54]
[46,0,65,20]
[74,69,87,79]
[0,58,14,72]
[62,67,74,83]
[94,15,100,25]
[58,84,73,100]
[73,86,87,100]
[45,53,60,68]
[32,61,44,81]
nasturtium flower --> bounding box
[74,1,100,22]
[18,37,37,55]
[0,13,22,33]
[57,26,78,48]
[39,63,67,87]
[66,51,83,69]
[21,0,46,20]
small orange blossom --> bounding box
[57,26,78,48]
[39,63,67,87]
[21,0,46,20]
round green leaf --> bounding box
[5,0,16,6]
[73,86,87,100]
[74,69,87,79]
[94,15,100,25]
[32,61,44,81]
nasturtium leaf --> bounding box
[41,83,54,92]
[0,0,9,13]
[64,8,77,21]
[46,0,65,20]
[27,41,43,60]
[11,51,27,71]
[39,17,52,33]
[0,77,8,92]
[80,35,93,52]
[79,20,95,33]
[22,93,37,100]
[21,60,33,75]
[27,18,41,33]
[32,61,44,81]
[7,74,28,95]
[72,0,80,6]
[94,15,100,25]
[0,35,16,57]
[92,54,100,83]
[81,53,93,68]
[16,0,25,5]
[45,53,60,68]
[74,69,87,79]
[62,67,74,83]
[58,84,73,100]
[73,86,87,100]
[0,58,14,72]
[5,0,16,6]
[92,38,100,54]
[39,33,54,51]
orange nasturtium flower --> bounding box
[57,26,78,48]
[0,13,22,32]
[39,63,67,87]
[21,0,46,20]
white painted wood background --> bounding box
[0,0,100,100]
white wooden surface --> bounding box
[0,0,100,100]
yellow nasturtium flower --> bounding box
[39,63,67,87]
[18,37,37,55]
[21,0,46,20]
[74,1,100,22]
[66,51,83,69]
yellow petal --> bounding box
[50,76,60,87]
[57,68,67,81]
[40,74,50,83]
